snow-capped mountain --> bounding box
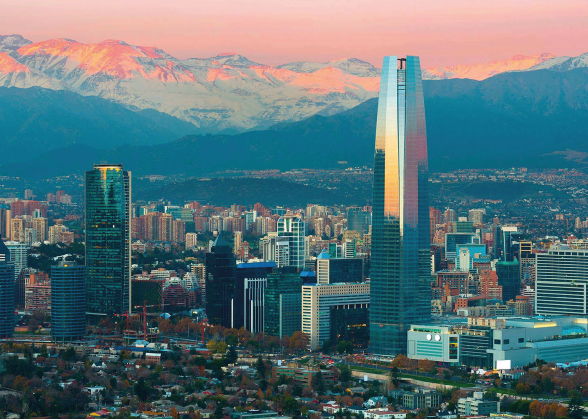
[526,52,588,72]
[0,35,380,132]
[422,53,556,80]
[0,34,586,132]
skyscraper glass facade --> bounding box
[85,164,131,318]
[51,261,86,342]
[370,56,431,355]
[205,235,236,328]
[264,268,302,338]
[0,241,15,338]
[277,215,305,269]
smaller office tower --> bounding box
[277,215,306,268]
[316,250,363,285]
[496,260,520,302]
[536,245,588,315]
[4,241,27,280]
[264,268,303,338]
[205,236,236,327]
[51,261,86,342]
[233,262,276,333]
[303,282,370,351]
[0,241,15,338]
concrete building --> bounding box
[302,282,370,350]
[408,316,588,369]
[458,392,500,416]
[536,245,588,315]
[316,250,363,285]
[403,389,441,410]
[185,232,198,250]
[272,363,336,386]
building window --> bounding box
[494,339,501,344]
[504,339,509,344]
[519,338,524,343]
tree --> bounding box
[134,378,152,402]
[311,370,326,394]
[339,365,352,383]
[568,390,585,419]
[283,396,299,414]
[226,345,238,364]
[390,366,400,387]
[217,341,228,354]
[207,340,218,352]
[255,356,266,379]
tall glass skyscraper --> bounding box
[370,56,431,355]
[85,164,131,319]
[0,240,15,338]
[51,261,86,342]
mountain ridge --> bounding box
[4,67,588,177]
[2,34,584,133]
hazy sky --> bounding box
[2,0,587,67]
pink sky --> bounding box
[2,0,587,67]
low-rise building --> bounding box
[458,392,500,416]
[403,389,441,410]
[272,363,336,387]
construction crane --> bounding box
[133,301,161,341]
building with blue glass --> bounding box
[0,240,15,338]
[85,164,131,319]
[51,261,86,342]
[370,56,431,355]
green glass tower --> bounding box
[264,268,302,338]
[85,164,131,319]
[369,56,431,355]
[51,261,86,342]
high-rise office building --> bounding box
[51,261,86,342]
[264,268,302,338]
[0,203,11,239]
[185,232,198,250]
[370,55,431,355]
[205,236,236,327]
[85,164,131,319]
[536,245,588,315]
[347,208,371,235]
[468,209,485,226]
[5,241,27,281]
[233,261,276,333]
[0,240,15,338]
[316,250,363,284]
[277,215,305,269]
[303,282,370,350]
[496,260,520,302]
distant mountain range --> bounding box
[0,86,198,163]
[4,66,588,177]
[1,34,587,133]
